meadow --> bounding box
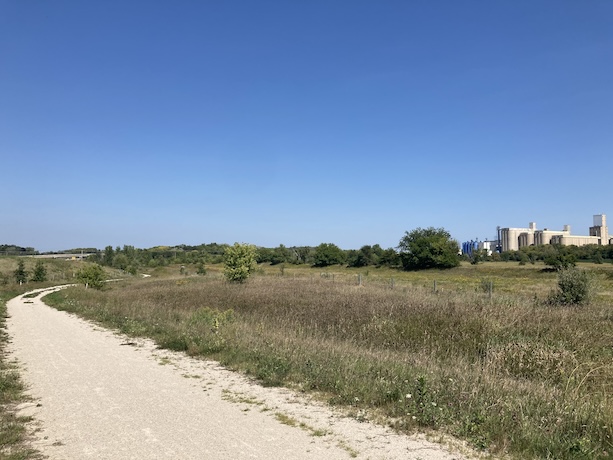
[39,261,613,459]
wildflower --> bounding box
[405,394,412,399]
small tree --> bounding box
[398,227,460,270]
[76,264,106,289]
[31,260,48,282]
[13,260,28,284]
[223,243,257,283]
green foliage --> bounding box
[347,245,384,268]
[378,247,400,267]
[270,244,292,265]
[13,260,27,284]
[75,264,106,289]
[0,245,37,255]
[470,249,487,265]
[312,243,346,267]
[398,227,460,270]
[548,268,593,306]
[30,260,48,282]
[113,253,129,270]
[544,247,577,270]
[103,245,115,266]
[223,243,257,283]
[504,244,612,265]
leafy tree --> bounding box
[543,247,576,270]
[13,260,28,284]
[76,264,106,289]
[593,252,604,264]
[292,246,313,265]
[256,247,274,264]
[223,243,257,283]
[270,244,292,265]
[348,245,380,268]
[31,260,48,282]
[397,227,460,270]
[103,245,115,266]
[113,253,129,270]
[312,243,346,267]
[378,247,400,267]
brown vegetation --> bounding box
[42,262,613,459]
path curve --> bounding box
[7,286,469,459]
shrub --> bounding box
[223,243,257,283]
[13,260,28,284]
[76,264,106,289]
[548,268,592,306]
[30,260,47,282]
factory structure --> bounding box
[463,214,611,255]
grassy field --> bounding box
[40,261,613,459]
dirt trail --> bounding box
[7,286,469,459]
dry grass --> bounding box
[43,263,613,459]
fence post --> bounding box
[391,277,395,289]
[433,280,437,293]
[358,274,362,286]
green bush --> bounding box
[223,243,257,283]
[548,268,592,306]
[76,264,106,289]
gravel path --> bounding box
[7,286,470,460]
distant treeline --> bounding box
[84,243,402,274]
[5,237,613,275]
[0,245,38,256]
[490,243,613,266]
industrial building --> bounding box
[461,240,498,257]
[498,214,610,252]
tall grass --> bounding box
[44,266,613,459]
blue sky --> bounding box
[2,1,612,252]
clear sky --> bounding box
[1,1,612,252]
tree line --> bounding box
[486,243,613,268]
[82,227,461,273]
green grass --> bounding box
[42,262,613,459]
